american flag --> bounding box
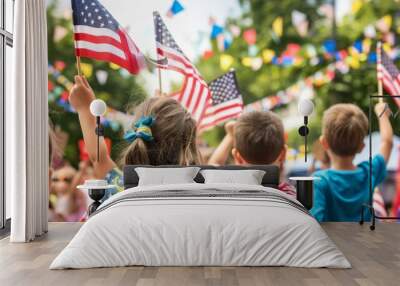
[153,11,210,122]
[71,0,146,74]
[377,42,400,106]
[199,70,243,131]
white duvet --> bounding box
[50,183,351,269]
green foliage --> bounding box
[48,0,147,167]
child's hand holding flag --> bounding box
[69,76,95,112]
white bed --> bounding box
[50,183,351,269]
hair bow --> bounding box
[123,116,155,143]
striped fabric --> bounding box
[373,188,388,218]
[153,11,210,123]
[71,0,146,74]
[377,42,400,106]
[199,70,243,132]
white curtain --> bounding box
[7,0,49,242]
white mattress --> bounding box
[50,183,350,269]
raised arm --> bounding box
[69,76,116,178]
[374,102,393,162]
[208,121,236,166]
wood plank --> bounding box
[0,222,399,286]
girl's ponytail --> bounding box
[121,97,200,166]
[122,138,150,165]
[180,112,201,165]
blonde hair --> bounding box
[234,111,285,164]
[120,96,201,166]
[322,103,368,156]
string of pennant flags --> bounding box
[203,5,398,72]
[233,12,395,112]
[212,6,394,46]
[245,42,399,113]
[208,31,398,72]
[244,65,335,112]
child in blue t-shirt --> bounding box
[311,103,393,222]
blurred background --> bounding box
[46,0,400,221]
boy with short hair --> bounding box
[311,103,393,222]
[208,111,295,197]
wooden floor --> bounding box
[0,222,399,286]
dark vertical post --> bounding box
[369,96,373,212]
[368,95,375,230]
[304,116,308,162]
[96,116,100,162]
[304,118,307,162]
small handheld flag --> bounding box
[377,42,400,106]
[71,0,146,74]
[199,70,244,132]
[154,11,211,123]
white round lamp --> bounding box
[90,99,107,117]
[298,98,314,117]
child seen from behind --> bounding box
[311,103,393,221]
[68,75,201,192]
[208,111,295,197]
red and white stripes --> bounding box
[73,25,146,74]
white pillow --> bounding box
[135,167,201,186]
[200,169,266,185]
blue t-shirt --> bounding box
[310,155,387,222]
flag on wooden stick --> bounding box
[199,70,243,132]
[377,41,400,106]
[154,11,211,123]
[71,0,147,74]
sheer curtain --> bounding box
[7,0,48,242]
